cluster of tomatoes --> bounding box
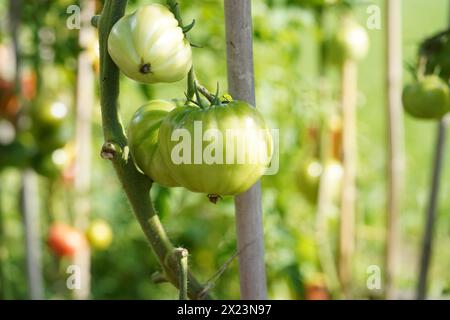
[403,33,450,120]
[29,100,74,179]
[48,220,113,257]
[0,70,75,181]
[107,4,273,200]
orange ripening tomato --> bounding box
[305,283,330,300]
[0,78,19,120]
[21,70,37,101]
[48,223,87,257]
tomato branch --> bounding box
[97,0,211,300]
[166,1,213,102]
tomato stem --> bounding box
[196,82,216,104]
[193,81,208,109]
[172,248,189,300]
[166,0,184,28]
[167,1,216,106]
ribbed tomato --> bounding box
[128,100,178,186]
[128,100,273,197]
[108,4,192,84]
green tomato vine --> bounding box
[96,0,211,300]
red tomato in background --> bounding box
[21,70,37,101]
[0,78,19,120]
[48,223,87,257]
[305,283,330,300]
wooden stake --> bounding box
[338,60,358,296]
[20,170,44,300]
[72,0,96,300]
[385,0,404,300]
[224,0,267,300]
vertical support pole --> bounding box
[385,0,404,300]
[417,117,449,299]
[72,0,96,300]
[10,0,44,300]
[20,170,44,300]
[416,1,450,301]
[0,180,6,299]
[224,0,267,299]
[338,59,358,296]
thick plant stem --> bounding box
[417,117,449,299]
[224,0,267,300]
[385,0,404,300]
[172,248,189,300]
[97,0,210,300]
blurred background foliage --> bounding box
[1,0,450,299]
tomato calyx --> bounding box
[182,19,196,34]
[186,81,229,110]
[207,194,222,204]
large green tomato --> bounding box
[157,101,273,196]
[326,20,369,66]
[402,75,450,119]
[128,100,273,196]
[108,4,192,84]
[128,100,178,186]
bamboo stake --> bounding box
[72,0,96,300]
[385,0,404,300]
[338,59,358,296]
[224,0,267,299]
